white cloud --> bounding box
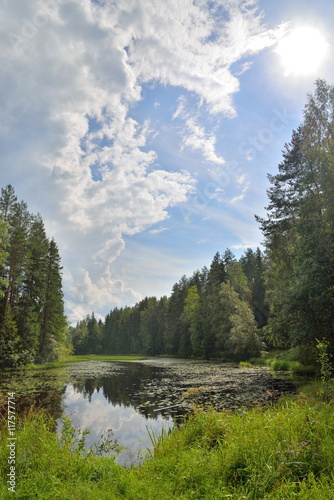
[230,193,246,203]
[149,227,170,235]
[210,187,225,202]
[231,243,257,250]
[0,0,286,321]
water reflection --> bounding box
[0,359,298,466]
[0,367,69,423]
[63,382,173,465]
[63,362,176,464]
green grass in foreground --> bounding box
[0,382,333,499]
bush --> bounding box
[266,359,290,371]
[266,358,317,374]
[249,357,266,365]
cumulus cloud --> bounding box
[0,0,286,321]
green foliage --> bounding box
[0,214,9,296]
[316,338,333,383]
[266,359,291,371]
[316,338,333,402]
[182,286,202,357]
[1,386,333,499]
[219,284,263,360]
[0,186,68,367]
[248,357,266,365]
[265,357,316,375]
[257,80,334,358]
[73,248,267,362]
[240,248,269,327]
[60,415,122,457]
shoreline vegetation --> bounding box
[3,351,320,377]
[0,378,333,499]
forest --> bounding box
[0,186,70,367]
[70,80,334,365]
[1,80,334,367]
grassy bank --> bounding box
[1,381,333,499]
[21,354,147,370]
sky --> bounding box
[1,0,334,324]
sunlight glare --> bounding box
[276,26,328,77]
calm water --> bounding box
[59,361,176,465]
[0,359,297,465]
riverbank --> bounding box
[0,380,333,499]
[18,354,148,370]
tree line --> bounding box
[71,247,268,360]
[71,79,334,364]
[0,186,70,367]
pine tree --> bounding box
[39,239,67,362]
[165,276,189,355]
[0,214,9,297]
[17,214,49,361]
[5,200,31,313]
[71,320,89,354]
[0,186,70,366]
[240,248,269,327]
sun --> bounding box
[276,26,329,77]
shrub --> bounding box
[249,357,266,365]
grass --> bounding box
[248,357,267,366]
[22,354,147,370]
[239,361,252,368]
[265,358,317,375]
[1,380,333,499]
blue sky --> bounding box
[1,0,334,323]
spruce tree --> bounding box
[39,239,67,363]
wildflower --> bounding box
[276,451,281,454]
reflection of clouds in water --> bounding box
[65,384,83,401]
[62,386,173,464]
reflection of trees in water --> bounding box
[0,368,69,426]
[71,363,175,419]
[15,390,66,428]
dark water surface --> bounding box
[0,359,298,465]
